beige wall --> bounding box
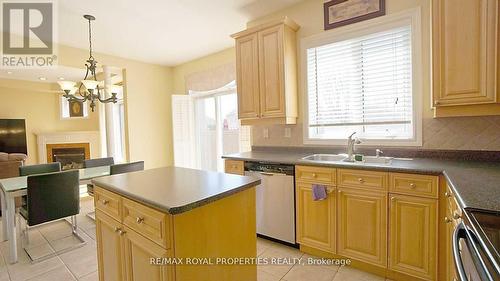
[0,78,100,164]
[172,0,500,151]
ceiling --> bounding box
[54,0,303,66]
[0,66,85,83]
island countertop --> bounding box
[91,166,261,214]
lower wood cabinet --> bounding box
[337,188,387,267]
[296,182,336,253]
[96,210,125,281]
[96,210,174,281]
[389,194,437,280]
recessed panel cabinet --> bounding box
[432,0,500,116]
[296,182,336,253]
[232,17,299,124]
[337,188,387,267]
[388,194,437,281]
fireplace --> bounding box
[46,143,90,170]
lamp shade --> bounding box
[81,80,99,90]
[57,81,76,91]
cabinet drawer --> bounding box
[225,160,244,175]
[94,186,122,221]
[295,166,336,184]
[337,169,388,191]
[122,197,171,249]
[390,173,439,198]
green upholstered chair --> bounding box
[19,170,85,261]
[83,157,114,196]
[19,162,61,176]
[110,161,144,175]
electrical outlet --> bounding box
[263,128,269,139]
[284,128,291,138]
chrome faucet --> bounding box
[346,132,361,162]
[375,149,384,158]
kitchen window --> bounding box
[303,9,422,146]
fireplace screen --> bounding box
[52,147,86,170]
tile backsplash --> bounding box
[252,116,500,151]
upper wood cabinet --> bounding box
[232,17,299,124]
[432,0,500,116]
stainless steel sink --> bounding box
[361,156,393,165]
[301,154,348,162]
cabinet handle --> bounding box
[445,191,451,197]
[357,178,364,183]
[117,229,126,236]
[409,183,416,189]
[312,173,317,178]
[434,100,440,106]
[114,227,121,233]
[102,199,109,205]
[453,211,461,220]
[136,217,145,224]
[444,217,452,223]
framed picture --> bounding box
[324,0,386,30]
[60,95,88,119]
[69,100,84,117]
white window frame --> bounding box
[301,7,423,146]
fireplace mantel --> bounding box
[36,131,101,164]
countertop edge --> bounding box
[92,178,261,215]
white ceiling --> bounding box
[55,0,303,66]
[0,66,85,83]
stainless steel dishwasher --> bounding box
[245,162,295,244]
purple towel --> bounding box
[312,184,327,201]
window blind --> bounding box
[307,25,413,139]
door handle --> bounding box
[453,222,468,281]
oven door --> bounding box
[453,222,497,281]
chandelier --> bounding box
[58,15,118,112]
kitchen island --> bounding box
[91,166,260,281]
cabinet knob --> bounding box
[357,178,365,183]
[409,183,416,189]
[114,227,121,233]
[444,217,452,223]
[102,199,109,205]
[453,211,461,220]
[445,191,451,197]
[312,173,317,178]
[434,100,440,106]
[136,217,145,224]
[117,229,126,236]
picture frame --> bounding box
[324,0,386,30]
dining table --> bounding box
[0,166,110,263]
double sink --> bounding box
[301,154,394,165]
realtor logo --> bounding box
[1,1,57,68]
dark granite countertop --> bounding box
[223,150,500,212]
[92,166,260,214]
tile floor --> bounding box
[0,197,390,281]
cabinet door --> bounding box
[389,195,437,280]
[296,182,336,253]
[445,207,457,281]
[433,0,498,106]
[337,188,387,266]
[122,226,173,281]
[95,210,125,281]
[258,25,285,118]
[235,33,260,119]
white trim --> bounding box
[300,7,423,147]
[36,131,101,164]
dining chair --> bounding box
[110,161,145,175]
[83,157,114,196]
[19,170,85,261]
[19,162,61,176]
[83,157,114,168]
[18,162,62,208]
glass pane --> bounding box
[219,94,240,156]
[195,97,217,171]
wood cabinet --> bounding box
[296,182,336,253]
[232,17,299,124]
[224,160,244,175]
[337,188,387,267]
[432,0,500,116]
[94,185,256,281]
[96,210,125,281]
[389,194,438,281]
[444,185,461,281]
